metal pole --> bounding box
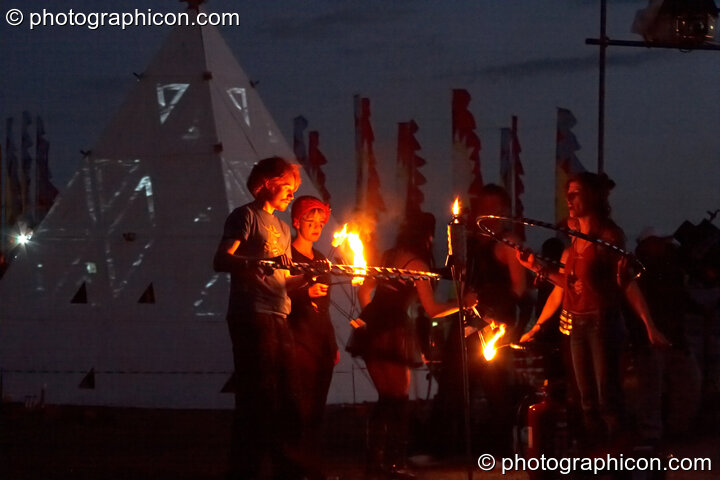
[452,265,473,480]
[598,0,607,174]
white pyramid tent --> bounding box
[0,5,419,408]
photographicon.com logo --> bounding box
[5,8,240,30]
[474,453,713,475]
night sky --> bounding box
[2,0,719,247]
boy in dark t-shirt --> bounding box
[214,156,309,480]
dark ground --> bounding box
[1,400,718,480]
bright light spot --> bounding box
[17,233,30,245]
[452,197,460,216]
[135,176,153,197]
[332,224,367,286]
[135,175,155,217]
[227,88,250,126]
[156,83,189,124]
[483,322,507,361]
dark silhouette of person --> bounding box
[348,212,476,479]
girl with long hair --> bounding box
[349,212,476,479]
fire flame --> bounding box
[332,224,367,286]
[452,197,460,217]
[482,321,507,361]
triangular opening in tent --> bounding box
[138,283,156,304]
[78,368,95,389]
[220,373,236,394]
[71,282,88,304]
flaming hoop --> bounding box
[475,215,646,279]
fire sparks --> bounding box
[332,224,367,285]
[482,321,507,361]
[452,197,460,217]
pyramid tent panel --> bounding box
[0,6,389,408]
[93,79,219,159]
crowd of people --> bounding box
[214,156,718,480]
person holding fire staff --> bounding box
[347,212,477,479]
[430,184,531,457]
[468,184,531,341]
[517,172,670,449]
[213,156,311,480]
[287,195,338,480]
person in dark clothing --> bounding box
[468,184,530,341]
[214,156,309,480]
[434,184,530,456]
[287,195,338,480]
[348,212,477,479]
[627,231,702,444]
[518,172,670,448]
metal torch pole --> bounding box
[448,215,473,480]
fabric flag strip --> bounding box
[35,115,58,223]
[293,115,309,167]
[451,89,483,210]
[353,95,365,209]
[353,95,385,264]
[307,131,331,203]
[397,120,426,217]
[555,107,586,223]
[511,116,525,240]
[20,111,33,219]
[499,127,512,195]
[356,96,385,215]
[293,115,331,203]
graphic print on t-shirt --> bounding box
[263,224,284,257]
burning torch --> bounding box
[446,197,467,276]
[447,197,475,479]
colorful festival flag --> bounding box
[20,111,34,217]
[293,115,309,167]
[511,116,525,240]
[307,131,331,203]
[293,115,330,203]
[397,120,426,217]
[499,127,512,194]
[353,95,385,264]
[35,115,58,222]
[555,108,586,222]
[451,89,482,211]
[354,96,385,215]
